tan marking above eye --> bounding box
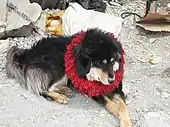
[103,59,107,64]
[110,58,114,62]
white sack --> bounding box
[62,3,123,38]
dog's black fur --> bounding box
[6,28,125,104]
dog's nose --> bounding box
[108,78,114,84]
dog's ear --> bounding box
[113,40,122,62]
[73,46,92,78]
[115,42,122,71]
[116,41,122,53]
[117,52,122,63]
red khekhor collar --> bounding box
[64,31,125,97]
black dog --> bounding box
[6,28,132,127]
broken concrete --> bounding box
[0,40,9,54]
[142,111,170,127]
[35,11,47,35]
[0,0,42,39]
[0,0,7,38]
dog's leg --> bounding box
[104,94,132,127]
[53,86,75,98]
[93,94,132,127]
[48,75,75,98]
[42,85,75,104]
[42,86,74,104]
[43,86,74,104]
[41,91,69,104]
[43,75,74,104]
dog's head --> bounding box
[74,29,122,85]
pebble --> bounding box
[149,38,156,44]
[142,111,170,127]
[167,3,170,11]
[134,91,139,97]
[150,57,161,64]
[99,110,107,117]
[0,40,9,54]
[161,92,170,99]
[125,99,131,105]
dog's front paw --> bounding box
[62,87,75,98]
[54,86,75,98]
[55,94,69,104]
[42,91,69,104]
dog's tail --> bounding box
[6,46,24,82]
[5,46,51,95]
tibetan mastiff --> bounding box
[6,28,132,127]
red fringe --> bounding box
[64,31,125,97]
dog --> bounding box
[6,28,132,127]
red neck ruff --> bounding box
[64,31,125,97]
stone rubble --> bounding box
[0,0,7,38]
[0,0,43,39]
[142,111,170,127]
[161,92,170,99]
[0,40,9,54]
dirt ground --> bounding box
[0,0,170,127]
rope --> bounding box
[121,12,142,19]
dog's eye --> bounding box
[110,58,114,62]
[102,59,107,64]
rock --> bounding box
[150,57,161,64]
[0,40,9,54]
[0,0,42,39]
[29,0,69,10]
[0,39,9,72]
[6,23,34,38]
[35,11,47,35]
[149,38,156,44]
[8,0,30,12]
[161,68,170,78]
[108,1,121,6]
[138,55,161,64]
[0,0,7,38]
[161,92,170,99]
[122,83,131,95]
[142,111,170,127]
[167,3,170,11]
[99,110,107,117]
[6,10,30,32]
[134,91,139,96]
[24,3,42,22]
